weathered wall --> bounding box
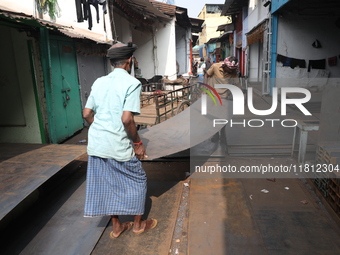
[132,19,176,80]
[247,0,270,82]
[155,19,177,80]
[198,5,231,45]
[76,42,110,111]
[0,26,41,143]
[113,14,132,44]
[276,12,340,88]
[132,27,156,80]
[248,0,269,27]
[176,25,189,75]
[249,41,263,82]
[0,0,112,42]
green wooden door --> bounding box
[50,38,83,143]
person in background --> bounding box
[204,57,212,82]
[192,58,198,77]
[206,56,240,99]
[205,57,212,71]
[197,57,206,83]
[83,42,157,239]
[206,56,240,144]
[132,56,139,70]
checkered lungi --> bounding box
[84,155,147,217]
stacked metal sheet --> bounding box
[315,141,340,215]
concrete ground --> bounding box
[187,163,340,255]
[184,87,340,254]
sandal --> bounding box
[133,219,158,235]
[109,221,133,239]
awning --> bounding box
[221,0,249,16]
[192,45,200,53]
[190,17,204,33]
[206,30,232,45]
[219,30,233,40]
[206,37,219,44]
[0,7,112,44]
[216,23,234,32]
[246,20,268,46]
[176,7,192,28]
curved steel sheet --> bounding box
[139,98,233,160]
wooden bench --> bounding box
[136,88,189,127]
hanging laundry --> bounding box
[328,56,337,66]
[283,57,292,67]
[82,0,89,21]
[89,0,100,24]
[276,54,286,63]
[290,58,306,69]
[308,59,326,72]
[99,0,107,14]
[75,0,107,30]
[75,0,84,22]
[277,54,306,69]
[276,54,291,66]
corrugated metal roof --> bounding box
[0,8,69,30]
[59,27,113,44]
[110,0,171,24]
[149,0,176,16]
[0,7,112,44]
[150,1,193,29]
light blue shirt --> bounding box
[85,68,141,161]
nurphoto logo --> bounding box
[200,84,312,128]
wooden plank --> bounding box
[135,103,158,126]
[135,100,181,126]
[92,181,183,255]
[0,144,87,221]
